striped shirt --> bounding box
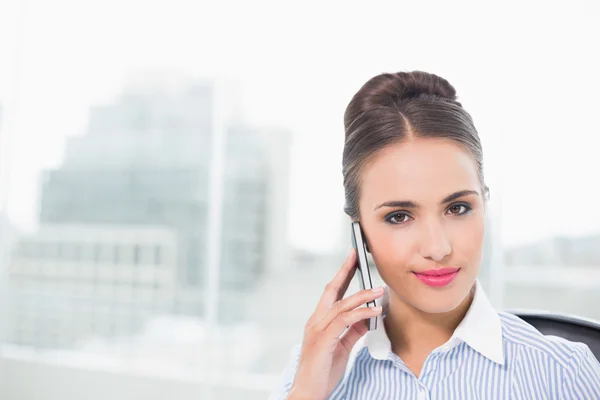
[269,280,600,399]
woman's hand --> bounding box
[288,250,384,400]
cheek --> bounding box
[451,215,485,265]
[367,227,416,276]
[454,215,484,247]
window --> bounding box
[95,244,114,264]
[133,244,141,266]
[153,245,162,266]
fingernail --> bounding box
[371,286,384,293]
[372,306,382,312]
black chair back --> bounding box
[507,309,600,361]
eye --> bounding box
[385,212,413,225]
[447,203,472,215]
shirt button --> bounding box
[417,390,428,400]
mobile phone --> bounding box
[350,221,378,331]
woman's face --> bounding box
[358,138,485,314]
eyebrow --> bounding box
[373,190,479,211]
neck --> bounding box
[384,284,475,357]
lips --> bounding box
[413,267,460,287]
[415,267,460,276]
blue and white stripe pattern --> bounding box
[269,281,600,399]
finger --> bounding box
[339,320,369,352]
[325,305,382,340]
[315,287,384,331]
[311,249,357,321]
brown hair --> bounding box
[342,70,488,219]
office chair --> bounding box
[507,309,600,361]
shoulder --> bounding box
[268,343,302,400]
[498,312,600,388]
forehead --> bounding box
[360,138,480,206]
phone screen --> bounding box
[351,221,378,330]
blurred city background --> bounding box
[0,1,599,399]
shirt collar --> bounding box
[363,279,505,365]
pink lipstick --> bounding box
[414,267,460,287]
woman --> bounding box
[270,71,600,399]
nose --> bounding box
[419,218,452,262]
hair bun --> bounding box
[360,71,459,108]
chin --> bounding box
[411,281,475,314]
